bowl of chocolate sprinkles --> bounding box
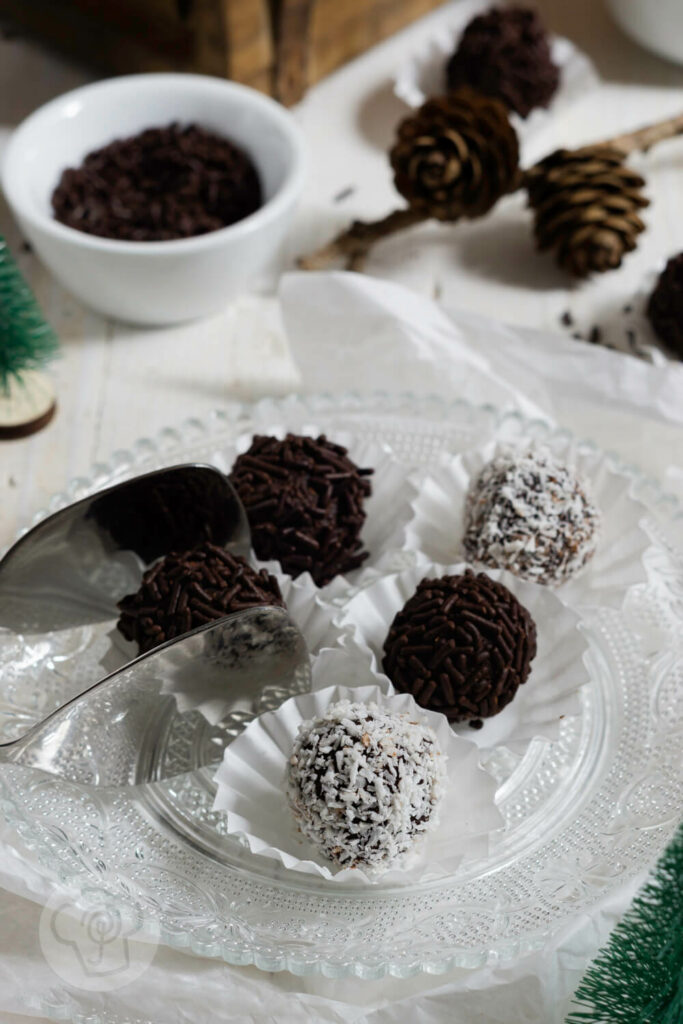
[2,73,306,323]
[51,122,263,243]
[228,433,374,587]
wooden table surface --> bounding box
[2,0,683,552]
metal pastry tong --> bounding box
[0,466,309,785]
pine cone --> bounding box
[525,145,649,277]
[390,89,520,222]
[446,6,559,119]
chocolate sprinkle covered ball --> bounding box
[464,450,600,585]
[286,700,446,869]
[229,434,373,587]
[446,6,560,118]
[646,253,683,359]
[383,571,537,728]
[117,542,283,654]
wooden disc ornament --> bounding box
[0,370,56,440]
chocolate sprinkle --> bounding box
[383,570,537,727]
[51,122,262,242]
[229,434,373,587]
[116,542,283,654]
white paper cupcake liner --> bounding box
[309,635,394,696]
[333,561,589,753]
[404,439,651,610]
[209,429,418,591]
[212,668,503,885]
[393,1,599,160]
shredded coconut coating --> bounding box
[286,700,447,870]
[463,449,600,585]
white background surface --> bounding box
[0,0,682,1020]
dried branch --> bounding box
[297,208,426,271]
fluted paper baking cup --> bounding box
[334,561,589,753]
[404,439,651,610]
[212,667,503,884]
[309,636,394,695]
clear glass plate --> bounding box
[1,391,681,979]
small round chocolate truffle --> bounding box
[446,6,560,118]
[463,450,600,586]
[383,570,537,728]
[286,700,446,869]
[117,541,283,654]
[647,254,683,359]
[229,433,373,587]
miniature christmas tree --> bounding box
[0,235,58,437]
[566,821,683,1024]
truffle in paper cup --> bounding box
[213,430,419,589]
[334,561,589,753]
[100,567,352,702]
[393,3,598,158]
[404,440,651,609]
[212,670,503,884]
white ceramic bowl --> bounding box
[605,0,683,66]
[1,74,306,325]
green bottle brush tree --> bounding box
[566,820,683,1024]
[0,234,59,438]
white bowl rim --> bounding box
[1,72,307,256]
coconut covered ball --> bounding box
[286,700,446,870]
[463,449,600,585]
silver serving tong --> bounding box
[0,606,309,786]
[0,464,251,634]
[0,465,310,786]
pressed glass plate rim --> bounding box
[1,389,681,985]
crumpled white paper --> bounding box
[281,272,683,432]
[393,0,599,163]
